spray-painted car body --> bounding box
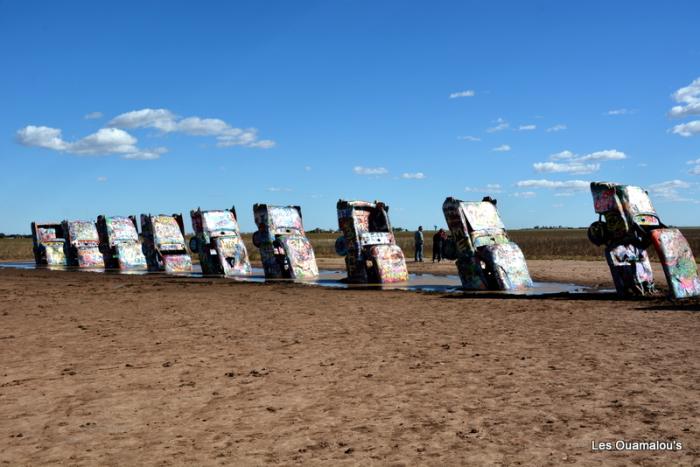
[62,220,104,268]
[190,208,251,276]
[335,199,408,283]
[442,197,532,290]
[31,222,67,266]
[252,204,318,279]
[588,182,700,298]
[96,215,147,270]
[140,214,192,273]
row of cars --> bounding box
[29,182,700,298]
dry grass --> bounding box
[3,228,700,262]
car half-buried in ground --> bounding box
[62,219,104,268]
[252,204,318,279]
[96,215,147,270]
[587,181,700,299]
[140,213,192,273]
[442,196,532,290]
[335,199,408,283]
[31,222,67,266]
[189,207,251,276]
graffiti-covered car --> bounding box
[190,207,251,276]
[140,213,192,273]
[442,197,532,290]
[31,222,67,266]
[252,204,318,279]
[335,199,408,283]
[96,215,147,270]
[62,220,104,268]
[587,182,700,298]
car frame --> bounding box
[31,222,67,266]
[189,207,252,276]
[96,215,147,270]
[252,204,318,279]
[442,196,532,290]
[335,199,408,283]
[587,181,700,298]
[62,219,104,268]
[140,213,192,273]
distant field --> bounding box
[4,228,700,262]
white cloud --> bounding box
[108,108,177,132]
[492,144,511,152]
[108,108,275,148]
[649,180,695,202]
[513,191,536,198]
[304,165,312,171]
[546,124,567,132]
[449,90,475,99]
[669,77,700,118]
[69,128,139,155]
[486,118,509,133]
[532,149,625,175]
[577,149,626,161]
[533,161,600,174]
[16,125,166,160]
[353,166,388,176]
[96,176,108,182]
[122,147,168,160]
[516,179,589,191]
[84,111,103,120]
[267,187,292,192]
[671,120,700,137]
[401,172,426,179]
[518,124,536,131]
[465,183,502,193]
[458,135,481,141]
[550,150,576,160]
[16,126,68,151]
[606,108,634,116]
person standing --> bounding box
[414,226,424,262]
[432,228,445,262]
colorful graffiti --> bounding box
[141,213,192,273]
[63,220,104,268]
[335,199,409,284]
[253,204,318,279]
[31,222,68,266]
[588,182,700,299]
[442,197,533,290]
[650,229,700,298]
[190,208,252,276]
[97,216,147,270]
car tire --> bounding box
[587,221,607,246]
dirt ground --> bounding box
[0,261,698,466]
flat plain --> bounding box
[1,233,699,465]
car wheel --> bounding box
[587,221,607,246]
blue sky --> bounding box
[1,1,699,233]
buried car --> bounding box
[252,204,318,279]
[31,222,67,266]
[335,199,408,283]
[140,213,192,273]
[96,215,147,270]
[190,207,251,276]
[62,220,104,268]
[442,197,532,290]
[587,182,700,299]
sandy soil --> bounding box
[0,261,698,466]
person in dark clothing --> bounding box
[432,228,446,262]
[414,226,424,262]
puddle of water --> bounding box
[0,261,610,296]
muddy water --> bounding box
[0,261,610,295]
